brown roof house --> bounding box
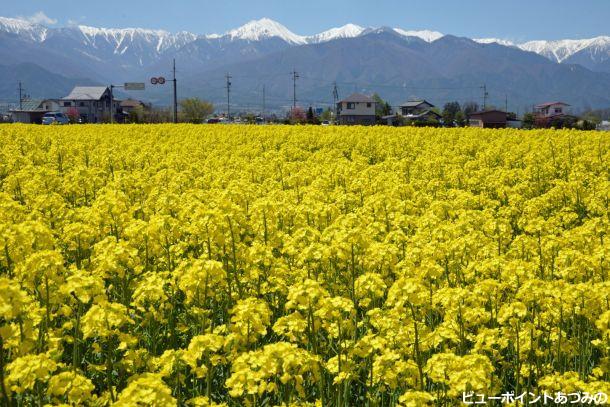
[533,101,576,128]
[534,102,570,118]
[337,93,376,125]
[468,110,507,129]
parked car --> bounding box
[207,118,220,124]
[321,120,331,126]
[42,112,70,125]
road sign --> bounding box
[157,77,166,85]
[151,77,158,85]
[124,82,145,91]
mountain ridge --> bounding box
[1,16,610,111]
[1,16,608,71]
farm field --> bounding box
[0,124,609,406]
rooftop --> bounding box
[469,109,507,116]
[339,93,374,103]
[400,100,434,108]
[9,99,45,112]
[63,86,109,101]
[120,99,144,108]
[535,101,570,108]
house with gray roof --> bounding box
[60,86,120,123]
[9,99,60,124]
[389,99,441,124]
[399,100,435,116]
[336,93,376,125]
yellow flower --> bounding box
[47,371,95,405]
[228,297,271,346]
[425,353,494,397]
[182,334,225,378]
[7,353,58,393]
[0,276,32,320]
[398,391,435,406]
[81,301,133,339]
[114,373,176,406]
[176,259,226,304]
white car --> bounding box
[42,112,70,125]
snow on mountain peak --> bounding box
[1,14,608,67]
[474,38,515,47]
[307,24,365,43]
[226,18,307,44]
[393,28,444,42]
[0,16,48,41]
[75,25,197,53]
[519,36,610,63]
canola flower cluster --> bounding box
[0,124,609,406]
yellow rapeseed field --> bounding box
[0,124,609,406]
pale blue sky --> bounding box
[4,0,609,41]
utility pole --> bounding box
[18,82,23,110]
[292,69,299,110]
[505,94,508,113]
[332,82,339,123]
[226,73,232,121]
[481,84,489,110]
[262,85,266,123]
[172,59,178,123]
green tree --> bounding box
[289,107,307,124]
[372,94,392,118]
[179,98,214,124]
[128,105,146,123]
[455,111,466,127]
[320,108,333,122]
[462,102,480,118]
[306,107,316,124]
[442,102,461,127]
[522,113,535,129]
[581,111,602,125]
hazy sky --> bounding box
[3,0,609,41]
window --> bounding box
[79,102,85,107]
[554,108,562,114]
[63,101,71,107]
[367,103,372,108]
[347,102,355,110]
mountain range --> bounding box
[1,16,609,112]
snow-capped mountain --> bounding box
[307,24,365,44]
[2,14,607,69]
[0,16,48,41]
[1,14,610,109]
[474,38,515,47]
[75,25,197,53]
[394,28,444,43]
[473,36,610,72]
[519,36,610,63]
[224,18,307,44]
